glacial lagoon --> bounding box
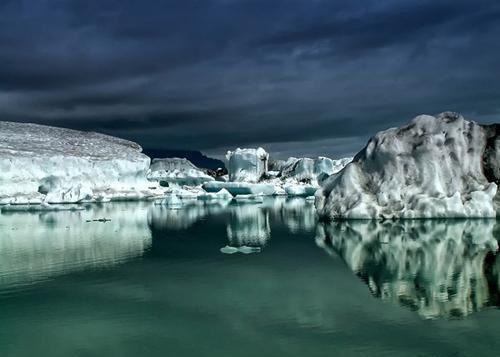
[0,198,499,356]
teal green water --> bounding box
[0,198,498,356]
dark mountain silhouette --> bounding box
[143,149,225,170]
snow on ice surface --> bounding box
[147,158,214,186]
[0,121,163,204]
[316,112,500,219]
[226,147,269,183]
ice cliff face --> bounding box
[316,112,500,219]
[147,157,214,186]
[226,147,269,183]
[0,121,162,204]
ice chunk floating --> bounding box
[316,112,500,219]
[0,121,163,204]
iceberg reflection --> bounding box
[262,197,316,233]
[0,203,152,291]
[147,197,318,250]
[226,204,271,247]
[147,200,230,231]
[316,220,500,319]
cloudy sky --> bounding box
[1,0,499,159]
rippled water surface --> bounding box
[0,198,499,356]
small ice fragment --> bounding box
[220,245,239,254]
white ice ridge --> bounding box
[147,157,214,186]
[226,147,269,183]
[316,112,500,219]
[0,121,163,204]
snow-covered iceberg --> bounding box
[147,157,214,186]
[226,147,269,183]
[280,156,352,185]
[316,112,500,219]
[0,121,163,204]
[267,155,351,197]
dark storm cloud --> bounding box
[1,0,500,158]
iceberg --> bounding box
[284,183,317,197]
[226,147,269,183]
[147,158,214,186]
[316,112,500,219]
[197,188,233,201]
[156,194,183,208]
[267,155,351,197]
[280,156,352,185]
[212,147,351,198]
[0,121,163,204]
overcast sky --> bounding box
[1,0,499,159]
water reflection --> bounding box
[316,220,500,319]
[148,197,317,248]
[262,197,316,233]
[0,203,152,291]
[0,199,317,291]
[226,204,271,247]
[3,198,498,321]
[147,200,231,230]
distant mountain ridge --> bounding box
[143,149,225,170]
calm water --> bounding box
[0,198,499,357]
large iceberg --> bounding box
[316,112,500,219]
[226,147,269,183]
[0,121,162,204]
[147,157,214,186]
